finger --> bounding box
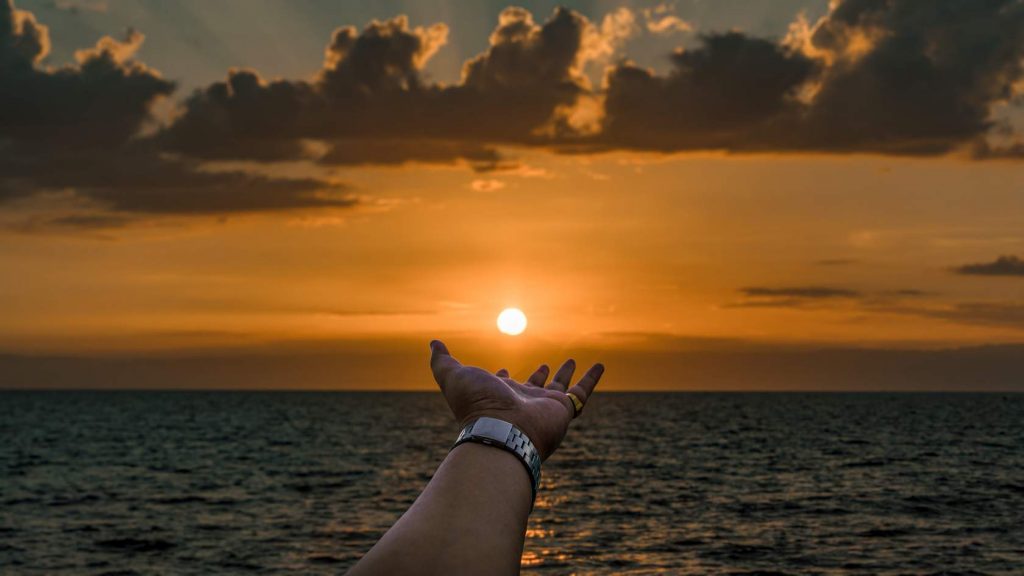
[546,359,575,392]
[496,368,510,378]
[429,340,462,388]
[567,363,605,405]
[525,364,549,387]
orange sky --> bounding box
[1,1,1023,389]
[3,153,1022,355]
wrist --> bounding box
[458,408,555,460]
[452,416,542,504]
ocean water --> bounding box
[1,392,1022,575]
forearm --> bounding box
[347,442,533,576]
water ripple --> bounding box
[1,392,1022,574]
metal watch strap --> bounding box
[451,417,542,502]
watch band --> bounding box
[452,416,542,502]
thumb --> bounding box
[429,339,461,389]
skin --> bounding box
[347,340,605,576]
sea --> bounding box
[1,392,1022,575]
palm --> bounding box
[430,340,604,460]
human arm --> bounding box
[346,340,605,576]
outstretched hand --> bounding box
[429,340,604,460]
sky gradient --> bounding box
[1,0,1023,389]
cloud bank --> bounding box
[157,0,1024,162]
[2,0,1023,223]
[727,281,1024,332]
[954,255,1024,277]
[0,0,353,223]
[158,8,592,166]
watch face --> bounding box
[472,417,514,443]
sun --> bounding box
[497,307,527,336]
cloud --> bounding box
[600,32,820,151]
[3,212,135,237]
[161,0,1020,160]
[729,283,1024,333]
[728,280,1021,333]
[888,301,1024,330]
[954,255,1024,277]
[796,0,1024,155]
[159,8,592,164]
[9,1,1024,166]
[0,148,355,214]
[726,285,862,309]
[886,289,930,298]
[469,178,506,192]
[0,0,355,220]
[725,297,809,309]
[741,286,861,299]
[4,0,1024,227]
[322,308,436,317]
[643,5,692,35]
[598,0,1024,156]
[646,16,692,35]
[46,213,132,229]
[580,7,637,65]
[815,258,859,266]
[0,8,173,149]
[1,1,48,64]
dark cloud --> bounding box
[159,8,590,164]
[730,285,936,308]
[815,258,859,266]
[741,286,861,299]
[449,6,588,140]
[0,13,174,149]
[889,301,1024,330]
[0,0,355,219]
[0,148,354,214]
[5,212,135,236]
[724,298,808,309]
[1,0,47,66]
[4,0,1024,227]
[158,0,1023,160]
[954,255,1024,277]
[323,308,436,317]
[726,286,862,309]
[45,213,132,229]
[971,140,1024,159]
[887,289,931,297]
[801,0,1024,155]
[730,284,1023,332]
[728,282,1021,333]
[154,0,1024,160]
[598,0,1024,156]
[601,32,819,151]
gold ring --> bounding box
[566,392,584,418]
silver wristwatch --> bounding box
[452,416,542,502]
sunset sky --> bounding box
[2,0,1023,389]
